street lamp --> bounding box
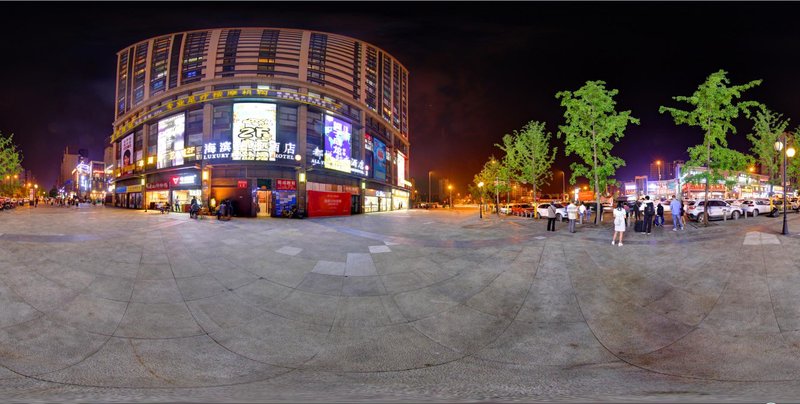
[478,181,484,218]
[656,160,662,181]
[775,136,796,235]
[448,184,453,208]
[428,170,434,204]
[555,169,566,201]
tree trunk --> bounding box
[704,128,710,226]
[592,129,601,223]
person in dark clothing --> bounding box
[656,202,665,227]
[634,199,642,221]
[642,196,655,234]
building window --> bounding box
[132,42,149,106]
[168,33,183,90]
[149,36,171,97]
[186,108,204,147]
[181,31,209,85]
[212,104,232,141]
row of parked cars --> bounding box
[500,198,798,222]
[0,197,27,210]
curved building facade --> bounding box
[110,27,410,217]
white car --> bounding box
[536,203,567,221]
[739,199,770,217]
[500,203,524,215]
[687,199,743,221]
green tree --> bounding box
[746,106,789,194]
[49,187,58,198]
[556,80,639,223]
[473,156,511,216]
[0,132,23,179]
[659,69,760,225]
[495,120,557,205]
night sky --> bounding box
[1,2,799,195]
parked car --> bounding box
[500,203,525,215]
[536,203,567,221]
[739,199,770,217]
[510,203,533,216]
[687,199,743,221]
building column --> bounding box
[201,101,214,208]
[296,104,308,216]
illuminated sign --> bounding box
[157,114,185,169]
[373,137,386,180]
[146,182,169,191]
[275,179,297,190]
[237,180,248,189]
[232,103,277,161]
[364,134,373,151]
[203,141,232,160]
[397,151,406,187]
[324,115,352,173]
[120,134,134,174]
[112,88,344,142]
[170,174,197,186]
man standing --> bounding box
[578,203,586,224]
[642,196,655,234]
[547,203,557,232]
[670,195,683,231]
[567,201,578,233]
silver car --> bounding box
[536,203,567,221]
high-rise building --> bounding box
[59,146,81,193]
[649,160,684,181]
[110,27,410,216]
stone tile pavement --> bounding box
[0,204,799,401]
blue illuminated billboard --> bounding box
[373,137,386,181]
[324,115,352,173]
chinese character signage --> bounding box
[324,115,352,173]
[203,141,232,160]
[113,88,343,142]
[275,179,297,190]
[232,103,277,161]
[169,174,197,187]
[120,133,134,174]
[146,182,169,191]
[157,113,185,169]
[306,190,351,217]
[373,137,386,181]
[237,180,248,189]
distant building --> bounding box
[59,146,81,194]
[648,160,683,181]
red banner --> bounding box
[276,179,297,190]
[146,181,169,191]
[237,180,248,189]
[307,191,351,217]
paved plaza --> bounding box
[1,205,800,401]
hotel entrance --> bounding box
[256,190,272,217]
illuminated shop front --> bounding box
[110,28,411,217]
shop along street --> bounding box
[0,205,799,402]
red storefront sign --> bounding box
[683,183,726,192]
[276,179,297,190]
[237,180,248,189]
[307,190,351,217]
[146,181,169,190]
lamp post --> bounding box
[656,160,662,181]
[555,169,566,201]
[775,135,795,235]
[478,181,484,218]
[448,185,453,208]
[428,170,434,204]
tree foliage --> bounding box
[0,132,23,179]
[473,156,510,214]
[495,120,557,203]
[659,69,760,225]
[746,105,788,189]
[556,80,639,222]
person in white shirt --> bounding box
[567,201,578,233]
[612,201,627,246]
[578,203,587,224]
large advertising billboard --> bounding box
[307,190,351,217]
[120,133,134,174]
[397,151,406,187]
[157,113,185,169]
[324,115,352,173]
[373,137,386,181]
[232,103,277,161]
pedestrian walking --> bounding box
[585,204,592,224]
[642,196,655,234]
[567,201,578,233]
[578,203,586,224]
[670,195,683,230]
[612,201,626,246]
[547,203,557,232]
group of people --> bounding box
[611,195,686,246]
[542,195,687,247]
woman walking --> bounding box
[612,201,626,246]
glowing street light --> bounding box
[478,181,485,218]
[775,136,796,235]
[448,184,453,208]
